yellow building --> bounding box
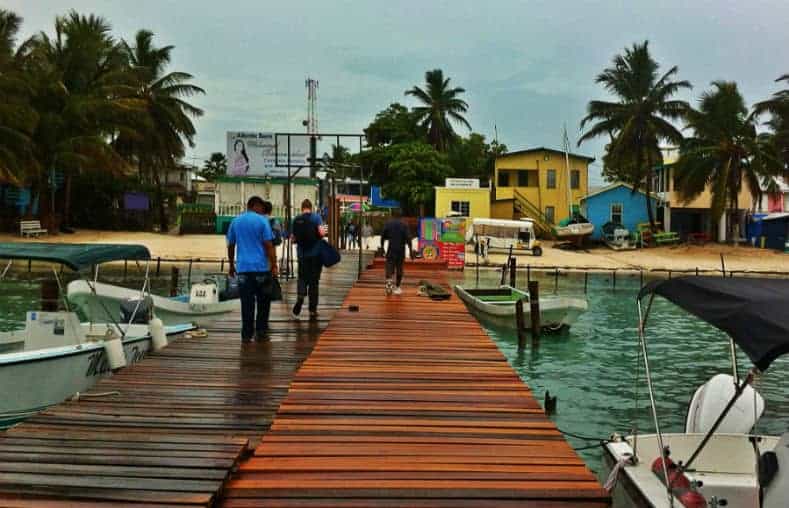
[434,180,491,219]
[493,147,595,227]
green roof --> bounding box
[0,243,151,271]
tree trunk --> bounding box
[62,171,72,228]
[643,149,656,234]
[153,169,167,233]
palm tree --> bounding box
[0,10,37,185]
[22,11,137,225]
[405,69,471,151]
[200,152,226,180]
[118,29,204,232]
[579,41,691,231]
[755,75,789,170]
[674,81,778,241]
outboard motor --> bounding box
[685,374,765,434]
[762,432,789,508]
[190,281,219,305]
[120,296,153,324]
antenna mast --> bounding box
[305,78,319,135]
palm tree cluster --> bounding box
[0,9,203,231]
[580,41,787,239]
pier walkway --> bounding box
[222,262,609,507]
[0,254,363,507]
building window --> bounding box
[547,169,557,189]
[571,170,580,189]
[517,170,538,187]
[545,206,555,224]
[451,200,470,216]
[610,203,623,224]
[497,171,509,187]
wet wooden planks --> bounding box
[223,263,609,506]
[0,254,363,507]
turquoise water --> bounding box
[460,269,789,474]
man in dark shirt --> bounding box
[381,210,412,296]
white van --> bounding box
[466,218,543,257]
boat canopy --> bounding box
[0,243,151,271]
[639,276,789,371]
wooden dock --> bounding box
[0,254,363,507]
[223,262,609,507]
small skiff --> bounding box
[454,285,587,332]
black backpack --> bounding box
[293,213,319,249]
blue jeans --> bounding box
[238,272,272,340]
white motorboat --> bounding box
[602,276,789,507]
[0,311,192,428]
[0,242,195,428]
[67,279,239,327]
[454,285,587,332]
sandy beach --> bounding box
[3,229,789,274]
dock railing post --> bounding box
[169,266,180,297]
[528,280,540,342]
[509,256,517,288]
[516,299,527,352]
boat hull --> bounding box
[602,433,778,508]
[67,280,238,326]
[0,335,151,428]
[455,285,587,331]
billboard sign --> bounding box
[226,132,309,177]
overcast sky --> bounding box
[9,0,789,183]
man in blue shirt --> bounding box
[291,198,323,320]
[227,196,277,342]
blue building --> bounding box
[581,182,657,241]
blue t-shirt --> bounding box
[293,212,323,258]
[227,211,274,273]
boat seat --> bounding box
[120,297,153,324]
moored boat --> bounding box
[67,279,238,327]
[602,276,789,507]
[0,312,192,427]
[454,285,587,331]
[0,242,195,428]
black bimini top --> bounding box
[639,276,789,372]
[0,243,151,272]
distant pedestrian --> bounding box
[261,201,283,247]
[381,211,413,296]
[347,221,358,249]
[362,222,374,250]
[291,199,323,320]
[227,196,277,342]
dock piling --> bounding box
[516,299,527,351]
[528,280,540,342]
[169,266,180,296]
[509,256,517,287]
